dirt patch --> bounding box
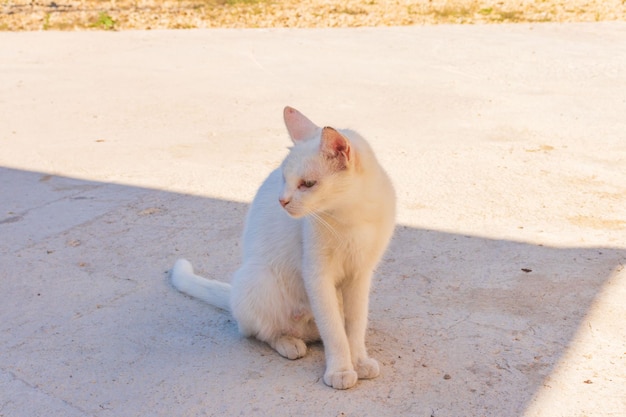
[568,215,626,230]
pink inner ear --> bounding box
[284,106,319,143]
[321,127,351,163]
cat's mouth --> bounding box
[281,204,307,219]
[282,207,304,219]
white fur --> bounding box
[171,107,395,390]
[170,259,231,311]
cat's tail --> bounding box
[170,259,231,312]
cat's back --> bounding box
[343,129,396,218]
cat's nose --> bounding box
[279,198,290,208]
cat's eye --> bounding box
[299,180,317,189]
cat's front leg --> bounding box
[342,271,380,380]
[303,269,358,389]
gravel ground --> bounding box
[2,0,626,30]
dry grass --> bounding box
[1,0,625,31]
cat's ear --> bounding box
[320,127,351,168]
[284,106,319,143]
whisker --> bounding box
[318,209,344,224]
[308,210,346,247]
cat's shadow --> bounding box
[2,167,623,416]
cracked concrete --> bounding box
[1,23,625,416]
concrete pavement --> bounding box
[1,23,625,416]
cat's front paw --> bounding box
[355,357,380,380]
[323,369,358,390]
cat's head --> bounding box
[278,107,355,218]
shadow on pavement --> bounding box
[1,167,623,416]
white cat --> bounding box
[171,107,395,389]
